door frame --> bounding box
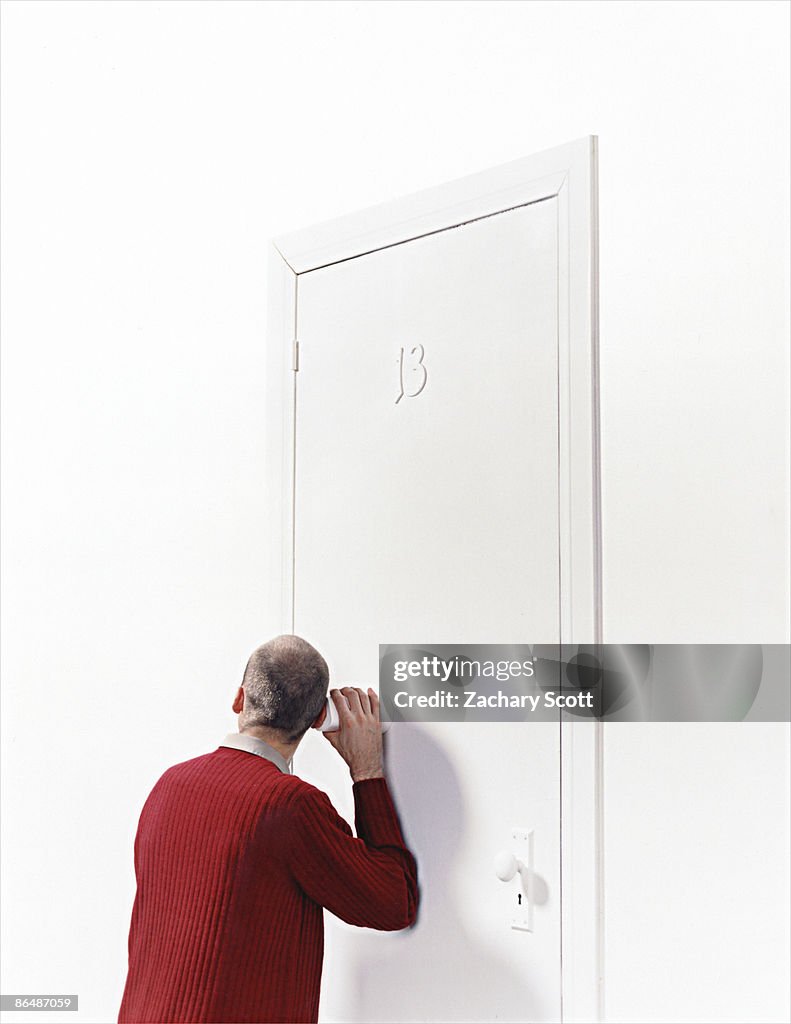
[265,136,603,1023]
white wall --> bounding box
[603,722,790,1024]
[1,3,788,1022]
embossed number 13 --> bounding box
[396,344,428,405]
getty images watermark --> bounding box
[378,645,791,722]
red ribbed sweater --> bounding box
[118,746,418,1024]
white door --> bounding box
[269,139,600,1023]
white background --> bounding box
[1,2,789,1022]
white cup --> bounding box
[317,691,391,734]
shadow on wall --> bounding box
[350,723,541,1023]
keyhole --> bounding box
[517,894,522,905]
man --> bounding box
[118,635,418,1024]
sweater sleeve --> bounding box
[286,778,419,931]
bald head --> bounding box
[240,635,329,742]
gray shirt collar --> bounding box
[219,732,293,775]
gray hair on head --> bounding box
[240,635,329,742]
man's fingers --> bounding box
[331,686,379,726]
[340,686,365,716]
[330,688,353,723]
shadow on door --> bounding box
[349,724,545,1023]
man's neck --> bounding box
[239,727,298,763]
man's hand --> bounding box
[323,687,384,782]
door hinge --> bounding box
[292,338,300,372]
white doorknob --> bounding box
[494,850,524,882]
[494,831,534,932]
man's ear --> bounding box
[232,686,244,715]
[311,699,328,730]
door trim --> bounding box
[266,136,602,1022]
